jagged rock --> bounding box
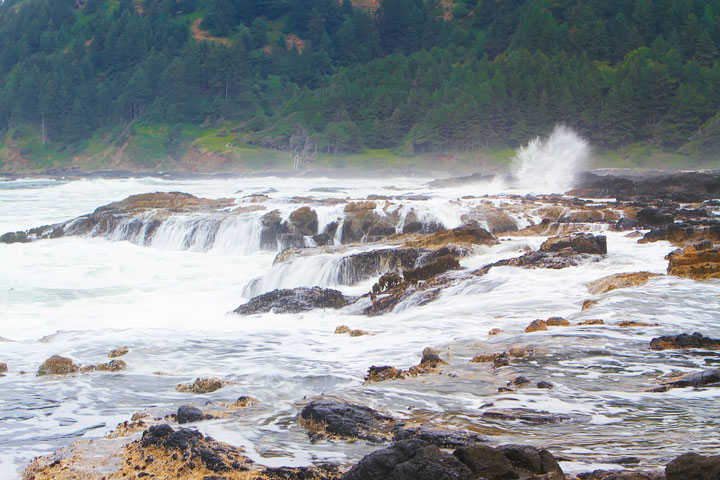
[233,287,347,314]
[300,400,395,442]
[176,405,212,424]
[666,247,720,280]
[365,365,404,382]
[650,332,720,350]
[343,439,474,480]
[666,452,720,479]
[488,234,607,270]
[392,427,487,448]
[37,355,79,375]
[108,347,129,358]
[471,353,500,363]
[586,272,662,295]
[175,377,223,394]
[493,352,510,368]
[525,319,548,333]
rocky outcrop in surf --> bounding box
[234,287,348,314]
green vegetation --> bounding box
[0,0,719,172]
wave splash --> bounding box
[512,125,590,194]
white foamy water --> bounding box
[512,125,591,194]
[1,175,719,479]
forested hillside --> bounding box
[1,0,719,170]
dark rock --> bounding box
[287,206,318,236]
[300,400,395,442]
[493,352,510,368]
[640,223,720,246]
[496,444,564,478]
[392,427,487,448]
[650,332,720,350]
[536,381,554,389]
[233,287,347,315]
[343,439,474,480]
[508,376,530,387]
[666,452,720,480]
[571,172,720,203]
[403,255,461,283]
[177,405,211,424]
[176,377,224,394]
[482,410,569,424]
[637,207,674,226]
[453,444,519,479]
[339,248,425,285]
[37,355,79,375]
[660,368,720,389]
[539,233,607,255]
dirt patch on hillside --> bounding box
[191,18,231,45]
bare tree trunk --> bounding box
[41,113,46,146]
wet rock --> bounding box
[335,325,369,336]
[582,299,599,310]
[108,347,129,358]
[0,362,7,373]
[80,359,127,373]
[546,316,571,326]
[650,332,720,350]
[640,223,720,247]
[177,405,212,424]
[482,409,570,424]
[493,352,510,368]
[365,365,404,382]
[508,376,530,387]
[586,272,662,295]
[537,381,554,389]
[525,319,548,333]
[637,207,674,226]
[287,206,318,236]
[37,355,79,375]
[403,225,498,248]
[175,377,224,394]
[344,249,422,286]
[496,444,564,478]
[489,328,504,336]
[392,427,487,448]
[335,325,351,334]
[616,321,660,328]
[575,470,665,479]
[343,439,474,480]
[666,247,720,280]
[471,353,500,363]
[571,172,720,203]
[509,346,534,358]
[539,233,607,255]
[233,287,347,315]
[300,400,395,442]
[578,319,605,326]
[453,444,519,479]
[403,254,461,283]
[233,396,256,408]
[660,368,720,389]
[666,452,720,479]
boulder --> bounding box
[287,206,318,236]
[80,359,127,373]
[546,316,571,326]
[539,233,607,255]
[666,453,720,480]
[403,254,461,283]
[392,427,487,448]
[660,368,720,389]
[0,362,7,373]
[300,400,395,442]
[37,355,79,375]
[525,320,548,333]
[495,444,564,478]
[176,405,212,424]
[650,332,720,350]
[233,287,347,315]
[343,439,474,480]
[365,365,404,382]
[666,247,720,280]
[453,444,519,479]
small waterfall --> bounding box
[150,215,223,251]
[210,215,264,255]
[243,254,347,298]
[512,125,590,194]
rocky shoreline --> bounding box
[6,170,720,479]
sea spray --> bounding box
[512,125,590,194]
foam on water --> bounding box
[1,175,719,478]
